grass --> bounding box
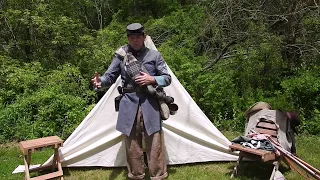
[1,131,319,180]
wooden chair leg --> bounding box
[24,156,30,180]
[231,155,243,178]
[23,150,32,180]
[56,148,64,180]
[269,161,279,180]
[52,148,58,171]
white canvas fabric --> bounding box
[44,36,238,167]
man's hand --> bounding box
[91,72,102,88]
[135,72,156,86]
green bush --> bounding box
[281,69,320,134]
[0,63,95,142]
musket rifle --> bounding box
[250,129,320,180]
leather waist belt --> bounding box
[122,87,143,93]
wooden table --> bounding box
[19,136,64,180]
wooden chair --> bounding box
[229,119,281,180]
[19,136,64,180]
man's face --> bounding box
[128,34,145,51]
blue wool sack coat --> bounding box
[100,45,171,136]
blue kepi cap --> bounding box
[126,23,144,36]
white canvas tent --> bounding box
[44,36,238,167]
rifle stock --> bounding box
[268,137,320,180]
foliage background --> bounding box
[0,0,320,142]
